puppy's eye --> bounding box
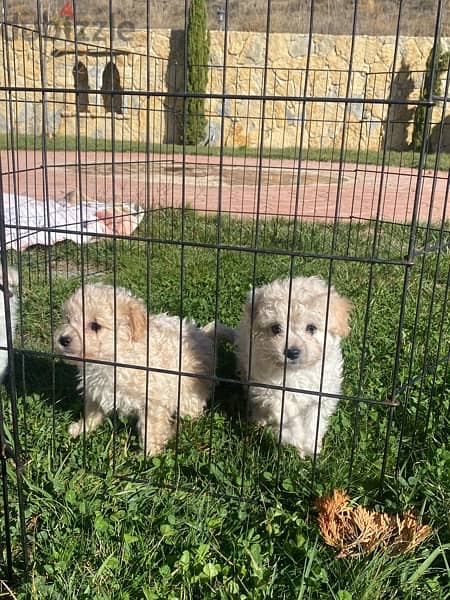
[271,323,282,335]
[90,321,101,332]
[306,324,317,334]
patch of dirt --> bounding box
[68,161,345,187]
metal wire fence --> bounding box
[1,0,450,581]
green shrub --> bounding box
[411,43,450,152]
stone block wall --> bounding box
[0,26,448,151]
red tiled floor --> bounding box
[1,150,449,224]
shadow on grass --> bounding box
[14,351,80,416]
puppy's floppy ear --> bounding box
[327,290,352,337]
[244,287,262,322]
[126,297,148,342]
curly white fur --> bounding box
[0,267,18,383]
[235,276,351,457]
[55,284,220,456]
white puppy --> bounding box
[0,266,18,383]
[235,276,351,457]
[55,284,222,456]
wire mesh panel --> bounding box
[0,0,450,586]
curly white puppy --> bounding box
[0,266,18,383]
[235,276,351,457]
[55,284,219,456]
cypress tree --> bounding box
[184,0,210,145]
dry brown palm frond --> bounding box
[316,489,431,559]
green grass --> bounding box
[2,209,450,598]
[3,132,450,171]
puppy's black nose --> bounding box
[285,347,301,360]
[59,335,72,348]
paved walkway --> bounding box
[1,150,449,224]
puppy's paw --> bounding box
[298,443,322,459]
[68,420,83,438]
[144,442,165,457]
